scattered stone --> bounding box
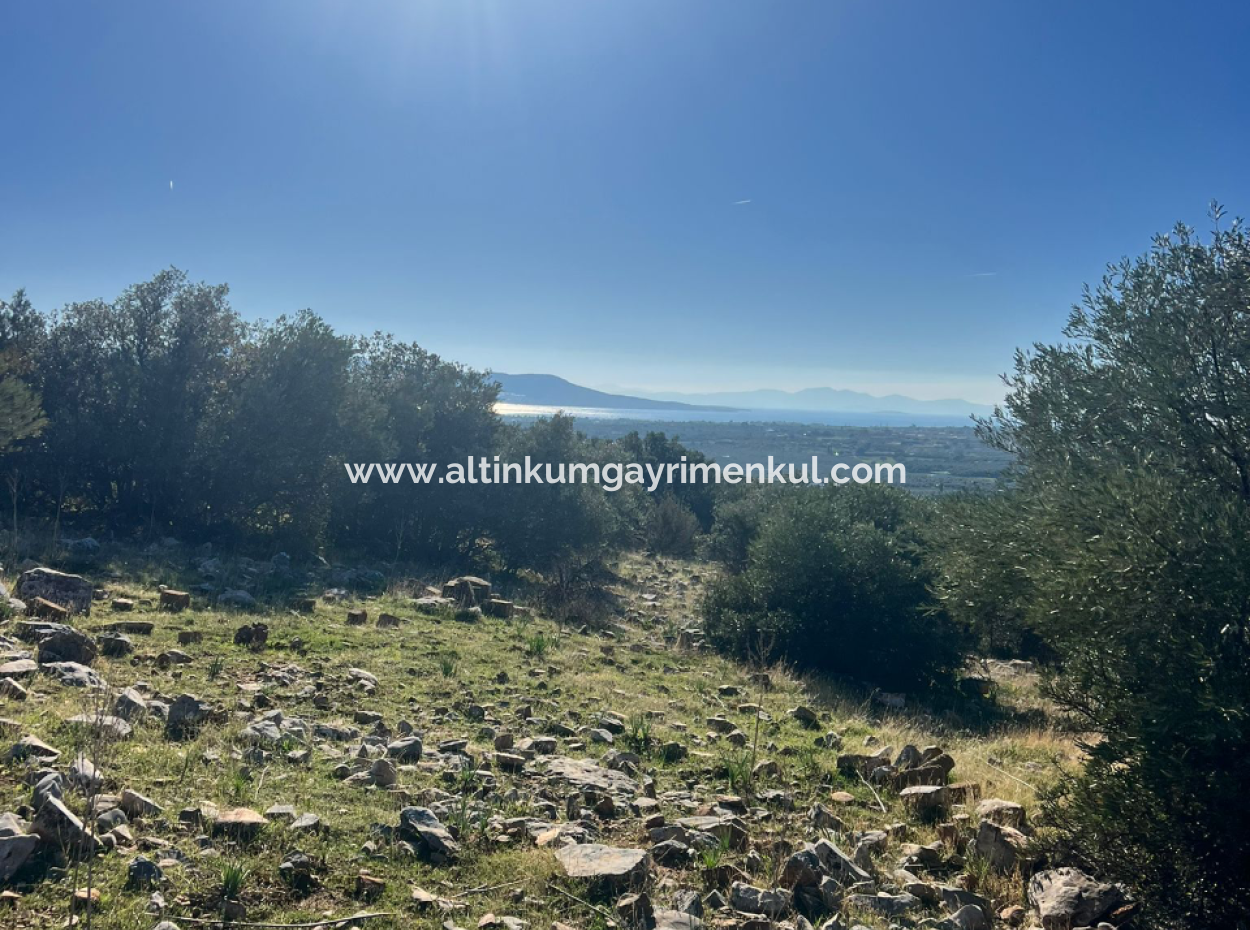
[5,734,60,762]
[98,632,134,657]
[67,713,132,741]
[617,892,654,926]
[42,661,105,688]
[443,576,491,606]
[127,855,163,890]
[545,756,638,795]
[0,834,38,883]
[105,619,154,634]
[944,904,990,930]
[845,892,921,917]
[729,883,788,918]
[279,851,320,892]
[355,871,386,900]
[659,741,688,763]
[291,813,321,833]
[219,590,258,610]
[387,735,424,761]
[654,908,703,930]
[939,886,992,916]
[974,820,1032,873]
[120,789,163,819]
[900,784,948,816]
[397,807,460,863]
[30,597,69,619]
[114,687,148,720]
[975,798,1027,831]
[68,754,103,793]
[0,659,37,679]
[0,679,27,701]
[811,839,872,885]
[789,705,819,727]
[166,694,213,739]
[37,628,98,666]
[158,590,190,612]
[233,623,269,648]
[370,758,398,787]
[32,796,98,857]
[213,808,268,839]
[555,843,650,889]
[483,598,514,619]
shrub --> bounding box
[702,484,965,692]
[645,493,700,556]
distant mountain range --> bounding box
[492,373,738,411]
[628,386,995,418]
[493,373,993,419]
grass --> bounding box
[523,630,553,659]
[622,711,654,755]
[219,861,251,901]
[0,550,1075,930]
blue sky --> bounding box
[3,1,1247,403]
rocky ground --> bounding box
[0,549,1129,930]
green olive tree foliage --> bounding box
[2,272,653,568]
[952,210,1250,926]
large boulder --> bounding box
[14,568,93,615]
[1027,868,1128,930]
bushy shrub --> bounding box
[702,484,965,692]
[645,493,700,556]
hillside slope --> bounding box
[0,552,1084,930]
